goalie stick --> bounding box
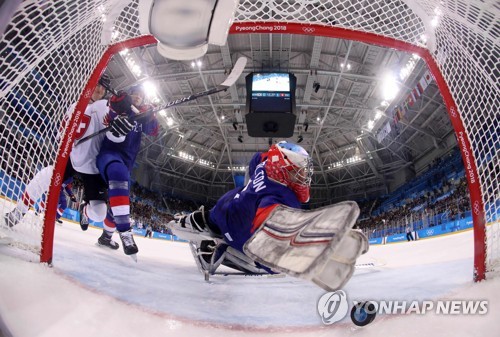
[75,56,247,146]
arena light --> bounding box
[432,7,442,27]
[119,49,142,78]
[340,63,351,70]
[328,155,364,170]
[382,72,399,101]
[227,166,247,172]
[400,55,418,81]
[179,151,194,161]
[142,80,161,104]
[198,159,215,168]
[98,4,106,22]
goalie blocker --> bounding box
[243,201,368,291]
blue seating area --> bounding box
[356,148,475,240]
[374,148,463,215]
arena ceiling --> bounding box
[104,32,453,205]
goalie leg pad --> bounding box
[312,229,369,291]
[243,201,363,290]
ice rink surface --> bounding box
[0,213,499,337]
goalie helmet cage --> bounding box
[0,1,497,281]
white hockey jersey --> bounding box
[65,99,108,174]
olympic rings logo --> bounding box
[84,88,93,99]
[473,201,481,215]
[54,173,62,187]
[303,27,315,34]
[449,106,457,118]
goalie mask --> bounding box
[265,141,313,203]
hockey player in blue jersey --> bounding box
[97,84,158,257]
[170,141,368,290]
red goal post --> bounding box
[0,1,497,282]
[229,21,490,282]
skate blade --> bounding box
[95,242,120,251]
[128,253,138,262]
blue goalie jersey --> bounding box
[209,152,302,252]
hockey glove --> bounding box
[110,115,134,138]
[180,210,207,233]
[180,206,219,234]
[109,91,133,115]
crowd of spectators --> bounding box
[356,172,471,239]
[129,183,193,234]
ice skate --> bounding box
[79,202,89,231]
[97,230,120,250]
[119,229,138,261]
[3,208,24,228]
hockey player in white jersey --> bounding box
[4,74,120,250]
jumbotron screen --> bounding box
[251,73,290,92]
[248,72,295,113]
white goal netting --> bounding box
[0,0,498,278]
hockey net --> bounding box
[0,1,498,279]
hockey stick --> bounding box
[75,56,247,146]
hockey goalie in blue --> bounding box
[169,141,369,291]
[209,141,310,252]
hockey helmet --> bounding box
[93,73,110,100]
[98,73,111,89]
[128,84,146,107]
[265,141,313,203]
